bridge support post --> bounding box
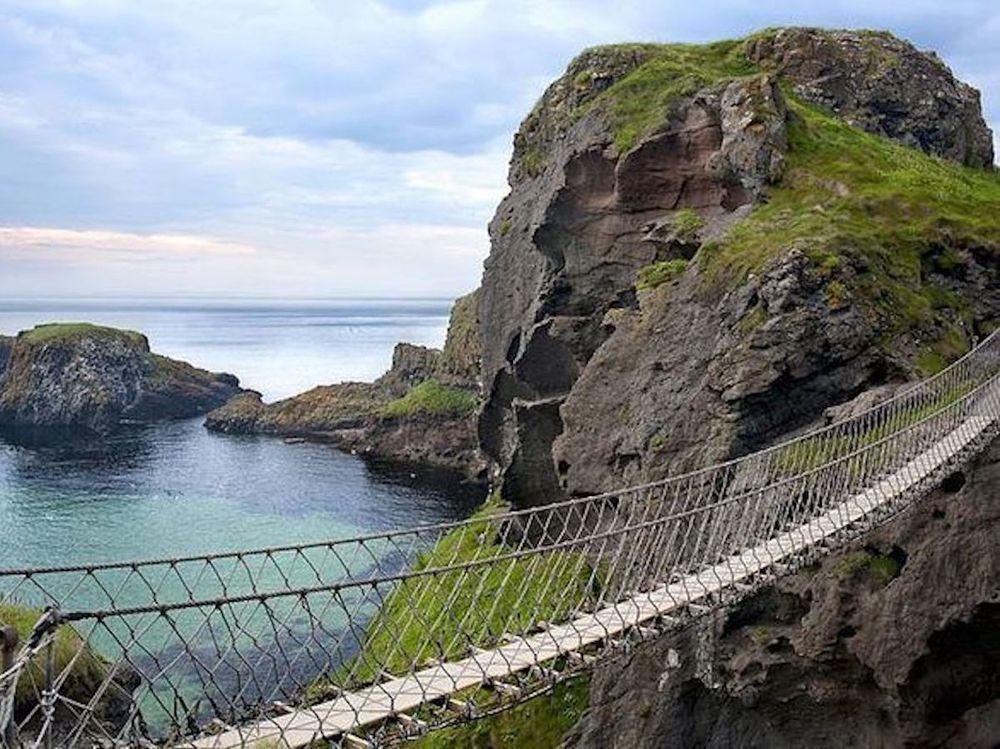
[1,623,19,748]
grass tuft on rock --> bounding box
[19,323,147,347]
[697,96,1000,347]
[0,603,109,710]
[637,259,689,291]
[411,676,591,748]
[381,379,479,418]
[576,39,754,151]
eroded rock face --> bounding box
[0,325,243,434]
[565,436,1000,748]
[0,336,13,380]
[746,27,995,167]
[480,74,790,506]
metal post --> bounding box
[42,638,54,749]
[1,623,18,749]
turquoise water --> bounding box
[0,418,479,571]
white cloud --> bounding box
[0,0,996,300]
[0,227,258,263]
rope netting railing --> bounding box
[2,330,999,748]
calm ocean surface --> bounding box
[0,298,482,571]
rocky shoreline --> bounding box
[204,290,487,480]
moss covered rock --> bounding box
[0,323,244,435]
[205,292,486,478]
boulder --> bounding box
[746,27,995,167]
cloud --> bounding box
[0,226,258,263]
[0,0,996,299]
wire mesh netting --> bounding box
[2,330,999,748]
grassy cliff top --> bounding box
[19,322,148,347]
[695,95,1000,370]
[517,26,991,170]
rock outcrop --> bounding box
[477,28,999,505]
[205,291,486,479]
[0,323,244,434]
[565,434,1000,748]
[746,27,995,168]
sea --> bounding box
[0,297,484,571]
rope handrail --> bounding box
[3,327,996,581]
[1,329,998,748]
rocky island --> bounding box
[0,323,245,435]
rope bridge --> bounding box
[2,331,999,748]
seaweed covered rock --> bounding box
[0,323,244,435]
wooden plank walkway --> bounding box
[190,414,992,748]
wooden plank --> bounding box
[189,411,993,749]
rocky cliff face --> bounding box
[0,324,243,434]
[565,434,1000,748]
[478,28,999,505]
[205,291,486,479]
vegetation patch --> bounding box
[834,551,901,587]
[697,96,1000,341]
[412,676,591,749]
[20,323,146,347]
[671,208,704,241]
[575,39,755,151]
[774,382,975,474]
[381,380,479,418]
[637,259,689,291]
[0,603,109,710]
[520,146,545,177]
[314,495,602,695]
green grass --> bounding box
[575,39,755,151]
[671,208,704,241]
[412,676,591,749]
[381,379,479,418]
[834,551,901,587]
[318,496,602,695]
[636,259,689,291]
[697,96,1000,342]
[20,323,146,347]
[0,603,109,710]
[774,382,975,474]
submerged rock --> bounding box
[0,323,244,435]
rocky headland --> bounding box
[477,26,998,506]
[204,291,487,480]
[0,323,244,435]
[413,25,999,747]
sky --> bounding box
[0,0,997,299]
